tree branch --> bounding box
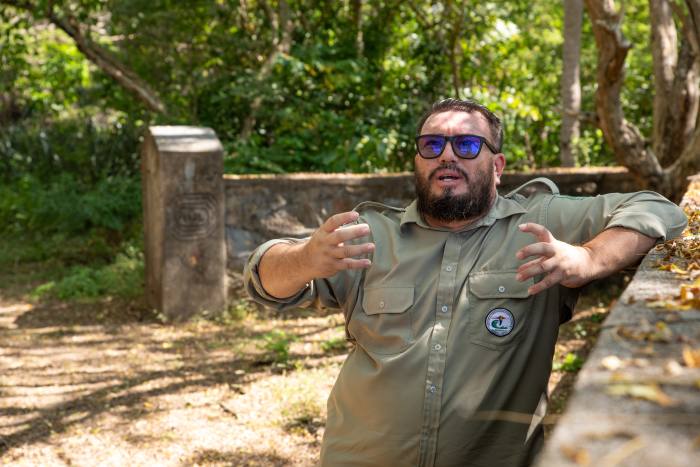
[1,0,166,113]
[584,0,664,185]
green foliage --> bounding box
[0,117,142,183]
[553,352,584,372]
[3,0,638,175]
[0,173,141,236]
[31,241,144,300]
[259,330,297,364]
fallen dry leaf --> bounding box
[682,346,700,368]
[560,444,590,465]
[616,320,673,342]
[606,383,676,406]
[596,436,645,467]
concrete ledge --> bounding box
[536,177,700,466]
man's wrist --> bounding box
[287,241,317,285]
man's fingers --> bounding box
[334,242,375,259]
[516,242,555,260]
[517,257,558,282]
[328,223,371,244]
[323,210,360,233]
[340,258,372,270]
[516,258,545,279]
[527,270,564,295]
[518,223,554,242]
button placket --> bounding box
[418,234,461,467]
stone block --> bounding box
[141,126,226,321]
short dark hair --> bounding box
[416,98,504,152]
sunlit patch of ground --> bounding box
[0,266,625,466]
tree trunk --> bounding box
[240,0,293,140]
[352,0,364,57]
[650,0,677,165]
[584,0,700,200]
[444,0,464,99]
[560,0,583,167]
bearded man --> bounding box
[244,98,687,467]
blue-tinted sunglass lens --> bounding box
[454,136,481,157]
[419,136,446,157]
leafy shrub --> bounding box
[0,117,142,183]
[31,242,144,300]
[0,173,141,236]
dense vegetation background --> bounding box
[0,0,666,299]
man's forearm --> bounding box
[258,242,314,299]
[581,227,657,281]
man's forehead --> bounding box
[421,110,490,135]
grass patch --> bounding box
[258,330,298,365]
[274,371,327,435]
[320,335,348,353]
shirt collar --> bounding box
[400,195,527,232]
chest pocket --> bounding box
[349,285,415,355]
[468,271,533,350]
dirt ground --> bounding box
[0,265,622,466]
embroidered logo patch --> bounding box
[485,308,515,337]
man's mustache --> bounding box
[429,163,469,181]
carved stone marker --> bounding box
[141,126,226,321]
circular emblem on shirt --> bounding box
[485,308,515,337]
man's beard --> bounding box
[415,163,495,223]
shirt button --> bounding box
[446,266,452,272]
[434,344,441,351]
[379,300,385,308]
[498,285,506,293]
[441,305,448,313]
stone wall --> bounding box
[224,167,640,271]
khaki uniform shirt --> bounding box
[244,180,687,467]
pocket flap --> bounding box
[362,286,414,315]
[470,271,532,299]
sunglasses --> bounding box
[415,134,499,159]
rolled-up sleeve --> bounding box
[545,191,687,245]
[243,238,315,310]
[243,237,362,312]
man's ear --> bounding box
[493,153,506,186]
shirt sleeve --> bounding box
[243,236,363,313]
[544,191,688,245]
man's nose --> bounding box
[438,140,459,162]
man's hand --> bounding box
[301,210,375,279]
[515,223,596,295]
[258,210,374,298]
[515,223,656,296]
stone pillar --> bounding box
[141,126,226,321]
